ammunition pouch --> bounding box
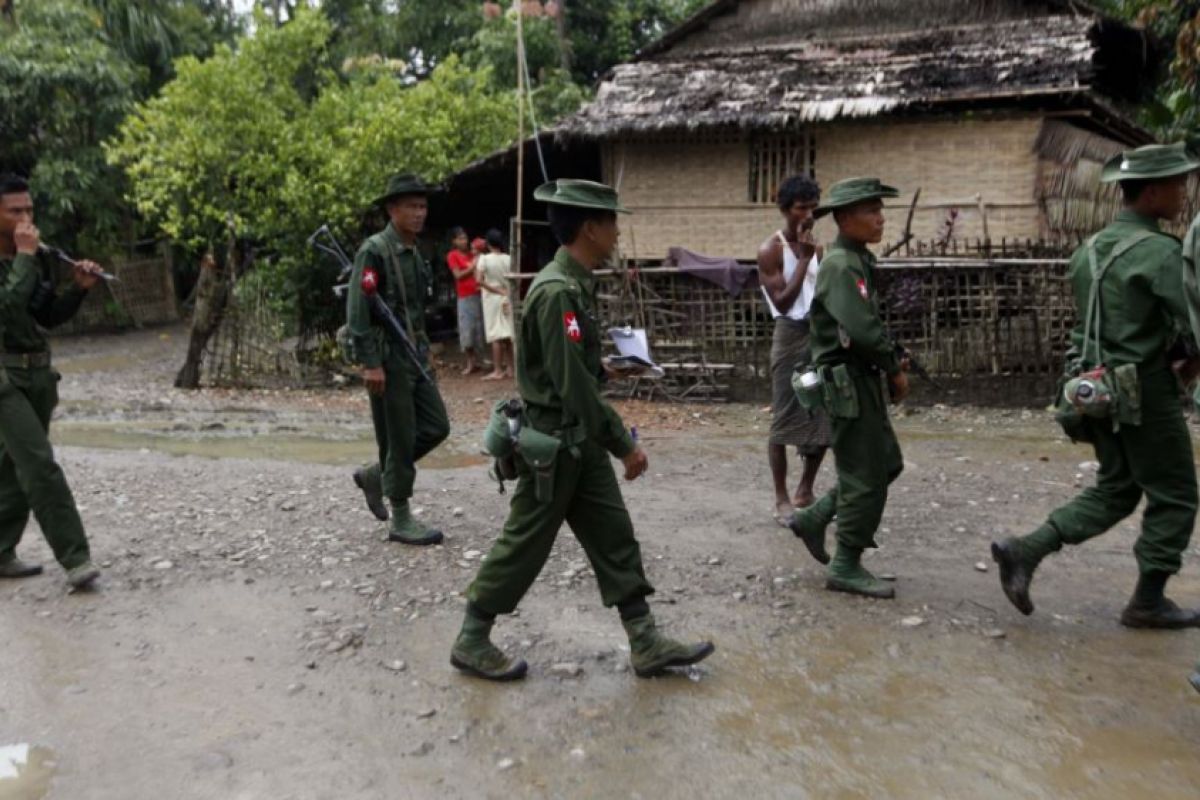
[517,426,563,503]
[823,364,860,419]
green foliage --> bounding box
[86,0,241,94]
[0,0,137,252]
[565,0,709,84]
[108,7,519,334]
[1100,0,1200,138]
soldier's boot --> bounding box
[353,465,388,522]
[450,605,528,681]
[991,526,1061,616]
[66,561,100,590]
[825,544,894,599]
[1119,571,1200,629]
[0,557,44,579]
[387,501,444,546]
[788,493,834,565]
[621,606,715,678]
[1190,665,1200,694]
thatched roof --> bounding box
[557,14,1147,139]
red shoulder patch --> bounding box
[856,278,869,300]
[563,311,582,343]
[361,267,380,295]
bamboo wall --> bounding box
[604,115,1045,262]
[510,242,1078,404]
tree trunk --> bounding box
[174,247,231,389]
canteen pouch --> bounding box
[791,366,826,412]
[1053,394,1093,444]
[823,364,860,419]
[483,399,519,459]
[517,426,562,504]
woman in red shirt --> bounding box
[446,227,486,375]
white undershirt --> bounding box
[762,231,819,321]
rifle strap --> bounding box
[378,235,418,343]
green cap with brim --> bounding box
[813,177,900,219]
[1100,142,1200,184]
[533,179,630,214]
[371,172,435,207]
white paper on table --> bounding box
[607,327,665,379]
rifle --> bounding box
[37,243,120,282]
[307,224,431,384]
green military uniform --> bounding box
[789,178,903,599]
[994,143,1200,629]
[346,174,449,544]
[0,248,94,581]
[450,179,714,681]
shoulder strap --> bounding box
[373,233,417,341]
[1081,229,1158,366]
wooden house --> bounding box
[450,0,1160,264]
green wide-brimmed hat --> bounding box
[813,177,900,219]
[371,172,434,206]
[1100,142,1200,183]
[533,179,630,214]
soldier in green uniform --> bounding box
[788,178,908,600]
[993,143,1200,629]
[0,174,100,589]
[450,179,715,681]
[346,173,450,545]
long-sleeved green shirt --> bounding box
[517,248,635,459]
[808,234,901,376]
[345,223,432,370]
[1067,210,1186,369]
[0,250,87,353]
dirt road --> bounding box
[2,327,1199,799]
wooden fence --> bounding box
[511,247,1077,404]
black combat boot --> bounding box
[991,526,1061,616]
[353,465,389,521]
[1119,571,1200,629]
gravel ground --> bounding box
[2,325,1199,800]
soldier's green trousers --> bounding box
[467,438,655,615]
[813,369,904,550]
[368,351,450,503]
[1038,365,1196,574]
[0,366,90,570]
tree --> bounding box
[107,6,520,383]
[87,0,241,94]
[1101,1,1200,137]
[0,0,137,252]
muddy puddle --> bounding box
[0,744,57,800]
[50,420,487,469]
[705,626,1200,798]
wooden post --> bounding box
[514,0,526,274]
